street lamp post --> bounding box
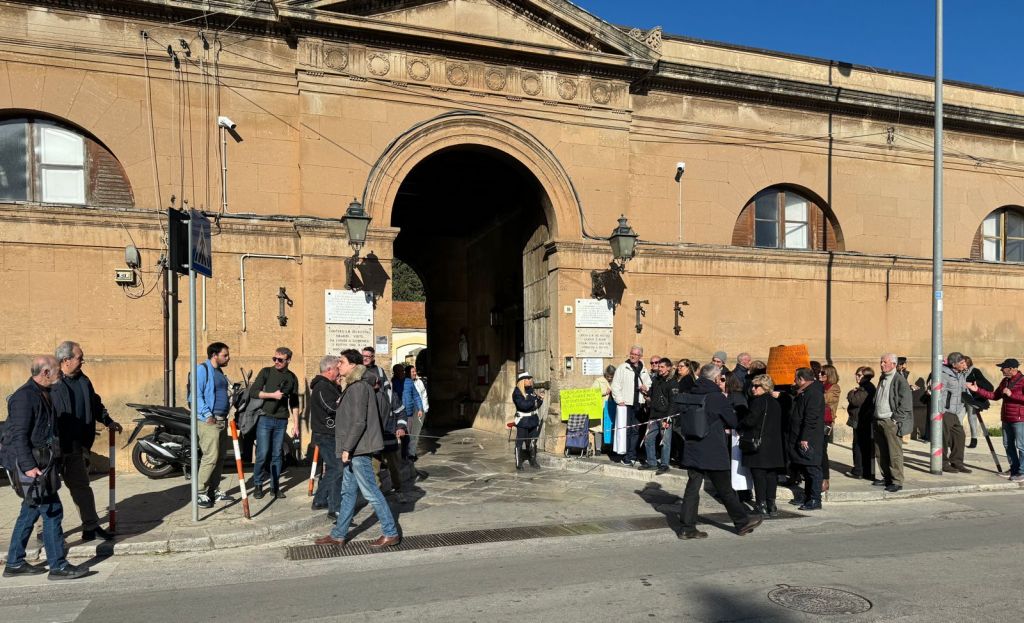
[608,215,639,273]
[341,198,371,290]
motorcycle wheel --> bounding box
[132,437,177,479]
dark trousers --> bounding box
[312,432,342,513]
[820,439,831,480]
[749,467,780,505]
[801,464,823,503]
[60,450,100,531]
[874,419,904,485]
[850,419,875,480]
[625,406,640,461]
[942,411,966,467]
[515,425,538,464]
[680,468,749,531]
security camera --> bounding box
[674,161,686,182]
[217,116,236,130]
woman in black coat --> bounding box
[741,374,785,517]
[788,369,826,511]
[844,366,876,481]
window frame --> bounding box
[981,208,1024,263]
[0,118,89,205]
[752,188,812,251]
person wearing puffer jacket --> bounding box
[967,358,1024,482]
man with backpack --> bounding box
[3,356,88,580]
[967,358,1024,482]
[188,342,233,508]
[676,363,762,539]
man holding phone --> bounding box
[249,347,301,499]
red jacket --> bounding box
[974,372,1024,423]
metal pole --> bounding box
[221,126,228,214]
[167,263,177,407]
[162,257,170,406]
[928,0,945,475]
[677,178,683,243]
[188,212,200,521]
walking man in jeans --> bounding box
[310,355,343,518]
[249,347,301,499]
[3,356,87,580]
[188,342,232,508]
[51,340,122,538]
[316,349,401,548]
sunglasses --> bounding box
[272,356,288,363]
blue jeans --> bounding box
[6,494,67,570]
[1003,421,1024,476]
[644,421,672,466]
[253,417,287,490]
[330,455,398,539]
[312,432,342,513]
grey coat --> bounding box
[877,371,915,436]
[335,369,384,458]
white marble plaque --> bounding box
[575,327,613,358]
[575,298,614,328]
[325,289,373,325]
[325,324,374,354]
[581,358,604,376]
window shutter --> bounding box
[732,203,754,246]
[970,223,983,260]
[87,140,134,208]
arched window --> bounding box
[732,186,841,251]
[972,206,1024,263]
[0,117,132,207]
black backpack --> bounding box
[673,393,710,440]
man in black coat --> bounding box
[789,367,826,510]
[309,355,343,518]
[51,340,121,541]
[2,356,87,580]
[677,364,762,539]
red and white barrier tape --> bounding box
[307,445,320,496]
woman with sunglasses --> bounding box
[741,374,784,516]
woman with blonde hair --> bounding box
[740,374,784,516]
[592,365,616,451]
[512,372,544,470]
[819,364,841,492]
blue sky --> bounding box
[573,1,1024,93]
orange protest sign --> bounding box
[766,344,812,386]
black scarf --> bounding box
[627,359,644,406]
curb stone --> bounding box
[540,455,1024,503]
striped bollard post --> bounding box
[308,445,320,496]
[229,419,251,519]
[108,427,117,533]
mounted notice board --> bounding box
[766,344,811,386]
[558,388,604,422]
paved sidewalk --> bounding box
[543,435,1023,502]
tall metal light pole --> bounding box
[928,0,945,475]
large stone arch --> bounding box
[362,111,582,239]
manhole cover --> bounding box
[768,585,872,615]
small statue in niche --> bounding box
[457,329,470,367]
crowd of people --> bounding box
[583,347,1024,538]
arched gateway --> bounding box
[364,112,582,432]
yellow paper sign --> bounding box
[559,387,605,422]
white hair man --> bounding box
[874,353,914,492]
[611,345,652,466]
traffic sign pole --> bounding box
[188,211,199,522]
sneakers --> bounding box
[196,494,214,509]
[885,484,903,493]
[3,562,47,577]
[655,465,669,475]
[214,490,234,502]
[48,564,88,581]
[82,526,114,542]
[679,530,708,540]
[636,463,653,471]
[797,500,822,511]
[620,459,635,467]
[1009,474,1024,482]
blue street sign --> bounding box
[190,209,212,277]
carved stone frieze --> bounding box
[367,52,391,76]
[446,63,469,87]
[628,26,663,52]
[485,67,507,91]
[521,72,542,96]
[407,58,431,81]
[557,78,578,101]
[590,82,611,105]
[324,47,349,71]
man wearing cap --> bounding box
[711,351,730,374]
[512,372,544,470]
[967,358,1024,482]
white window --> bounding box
[0,119,87,205]
[750,188,819,250]
[982,208,1024,263]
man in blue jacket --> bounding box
[189,342,232,508]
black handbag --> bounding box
[739,402,766,454]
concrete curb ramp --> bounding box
[540,455,1024,502]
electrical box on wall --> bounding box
[114,269,136,285]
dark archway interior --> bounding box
[391,146,548,428]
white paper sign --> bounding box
[326,324,374,354]
[575,327,613,358]
[581,358,604,376]
[575,298,614,328]
[375,335,389,355]
[325,290,373,325]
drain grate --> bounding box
[286,510,804,560]
[768,585,873,615]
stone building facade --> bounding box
[1,0,1022,462]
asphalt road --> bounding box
[1,490,1022,622]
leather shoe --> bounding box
[253,484,266,500]
[314,535,347,546]
[82,526,114,542]
[679,530,708,540]
[273,490,287,499]
[871,479,889,486]
[738,515,763,535]
[311,502,328,510]
[968,438,978,448]
[798,500,822,511]
[885,484,903,493]
[953,465,973,474]
[3,562,47,577]
[655,465,669,475]
[369,535,401,548]
[48,564,88,581]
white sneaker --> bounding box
[1010,474,1024,483]
[214,490,234,502]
